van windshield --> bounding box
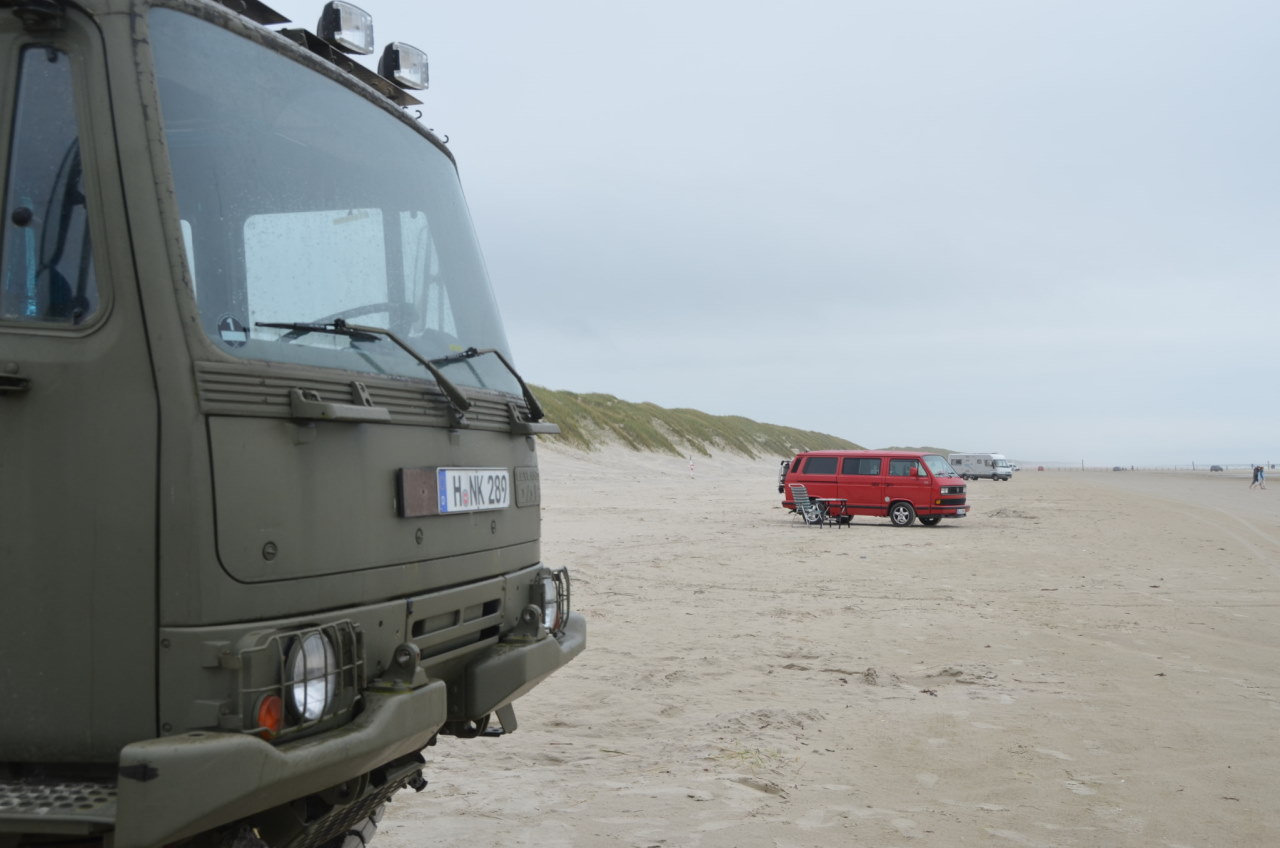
[922,455,959,477]
[149,8,519,396]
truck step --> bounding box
[0,779,117,834]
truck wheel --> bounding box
[889,502,915,527]
[919,515,941,526]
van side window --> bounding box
[889,459,923,476]
[841,457,882,475]
[802,456,837,474]
[1,47,98,325]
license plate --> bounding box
[437,467,511,513]
[956,508,966,516]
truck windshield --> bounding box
[921,455,958,477]
[148,8,519,396]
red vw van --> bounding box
[780,450,968,526]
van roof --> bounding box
[795,449,939,459]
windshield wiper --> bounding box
[256,319,473,420]
[431,346,547,422]
[257,320,382,344]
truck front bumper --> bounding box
[464,611,587,720]
[110,614,586,848]
[113,680,447,848]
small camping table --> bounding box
[813,497,848,526]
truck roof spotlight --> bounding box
[317,1,374,55]
[379,42,429,91]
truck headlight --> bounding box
[540,569,571,635]
[286,632,337,722]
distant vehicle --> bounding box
[1113,466,1125,471]
[777,459,790,492]
[1210,465,1225,472]
[948,452,1014,481]
[780,450,967,527]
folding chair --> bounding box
[789,484,831,527]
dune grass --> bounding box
[877,445,958,456]
[531,385,863,459]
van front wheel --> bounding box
[889,502,916,527]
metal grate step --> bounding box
[0,779,117,830]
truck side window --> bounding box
[889,459,923,476]
[1,47,98,325]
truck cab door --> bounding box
[0,23,157,761]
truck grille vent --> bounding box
[409,598,502,663]
[195,362,522,429]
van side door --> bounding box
[838,455,883,514]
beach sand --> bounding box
[376,445,1280,847]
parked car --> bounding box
[780,450,967,527]
[1210,465,1225,472]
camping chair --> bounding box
[789,484,831,527]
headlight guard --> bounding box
[539,569,571,635]
[231,620,364,741]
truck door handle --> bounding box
[0,374,31,396]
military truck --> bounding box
[0,1,586,846]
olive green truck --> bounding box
[0,1,585,846]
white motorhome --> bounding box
[949,452,1014,480]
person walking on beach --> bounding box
[1250,465,1265,489]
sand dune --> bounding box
[377,445,1280,847]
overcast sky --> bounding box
[268,0,1279,466]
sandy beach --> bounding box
[377,445,1280,848]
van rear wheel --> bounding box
[889,502,916,527]
[919,515,941,526]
